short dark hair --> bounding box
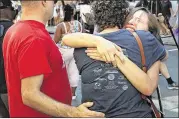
[64,4,74,22]
[92,0,128,31]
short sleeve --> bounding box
[18,36,52,79]
[169,1,172,8]
[152,36,166,61]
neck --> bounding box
[100,27,119,34]
[21,10,46,25]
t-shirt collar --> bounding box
[19,20,45,29]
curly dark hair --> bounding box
[92,0,128,31]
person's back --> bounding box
[74,29,165,117]
[62,20,82,35]
[3,20,71,117]
[135,0,148,8]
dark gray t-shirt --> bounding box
[74,29,166,118]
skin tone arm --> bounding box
[62,33,125,63]
[21,75,105,117]
[170,8,174,15]
[62,33,162,96]
[173,4,179,17]
[54,23,63,44]
[116,56,160,96]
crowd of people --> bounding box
[0,0,178,118]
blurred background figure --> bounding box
[161,0,174,21]
[0,0,18,117]
[54,4,82,99]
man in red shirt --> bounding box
[2,0,104,117]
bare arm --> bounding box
[115,56,160,96]
[170,8,174,15]
[173,5,179,17]
[21,75,104,117]
[62,33,100,48]
[62,33,124,62]
[54,24,63,44]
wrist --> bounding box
[67,107,79,118]
[94,36,104,47]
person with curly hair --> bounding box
[62,0,167,117]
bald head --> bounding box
[20,0,55,24]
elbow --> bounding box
[142,86,155,96]
[21,90,37,107]
[144,88,153,96]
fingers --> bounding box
[114,45,125,62]
[115,51,125,63]
[87,111,105,118]
[87,53,101,57]
[81,102,105,118]
[78,102,105,118]
[85,49,98,53]
[104,52,112,63]
[114,44,122,52]
[108,51,115,62]
[87,48,97,50]
[81,102,94,108]
[89,56,106,62]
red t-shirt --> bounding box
[3,20,72,117]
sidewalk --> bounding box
[161,35,178,46]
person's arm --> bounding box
[86,48,160,96]
[18,36,104,118]
[173,4,179,17]
[62,33,124,63]
[21,75,104,117]
[169,1,174,15]
[115,56,160,96]
[54,24,63,44]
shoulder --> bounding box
[135,30,158,44]
[136,30,155,39]
[56,22,64,29]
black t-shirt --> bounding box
[74,29,166,118]
[0,20,13,93]
[161,0,172,17]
